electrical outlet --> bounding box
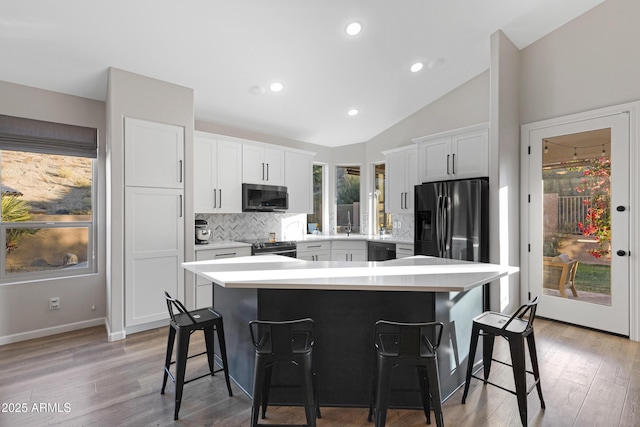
[49,297,60,310]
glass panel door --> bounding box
[528,113,629,335]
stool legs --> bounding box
[461,323,480,404]
[527,332,545,409]
[373,357,393,427]
[425,359,444,427]
[416,366,431,425]
[173,328,191,420]
[161,327,176,395]
[215,317,234,396]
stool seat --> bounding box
[368,320,445,427]
[161,292,233,420]
[461,296,545,426]
[249,318,320,427]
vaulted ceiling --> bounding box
[1,1,605,146]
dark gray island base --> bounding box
[214,285,483,408]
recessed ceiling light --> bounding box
[348,109,359,116]
[345,21,362,36]
[269,82,284,92]
[410,62,424,73]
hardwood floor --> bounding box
[1,318,639,426]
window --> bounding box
[307,163,324,234]
[336,165,360,234]
[0,115,97,282]
[373,163,391,234]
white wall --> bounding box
[0,81,107,344]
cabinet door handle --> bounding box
[219,189,222,208]
[446,154,450,175]
[262,162,265,180]
[179,195,183,217]
[266,163,269,181]
[404,192,408,209]
[179,160,183,183]
[308,245,322,248]
[452,153,456,174]
[213,189,217,208]
[215,252,237,257]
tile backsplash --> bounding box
[196,211,414,242]
[196,212,307,242]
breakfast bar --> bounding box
[182,255,516,408]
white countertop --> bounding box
[182,255,517,292]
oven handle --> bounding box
[253,249,297,256]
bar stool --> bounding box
[161,291,233,420]
[367,320,445,427]
[248,318,320,427]
[461,297,545,426]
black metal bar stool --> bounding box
[161,291,233,420]
[248,318,320,427]
[461,296,545,426]
[367,320,445,427]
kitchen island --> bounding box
[182,255,516,408]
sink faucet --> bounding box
[346,211,352,236]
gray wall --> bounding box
[0,81,106,343]
[520,0,640,124]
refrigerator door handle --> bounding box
[436,194,443,254]
[443,196,450,253]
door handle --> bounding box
[617,206,626,212]
[213,189,217,208]
[446,154,450,175]
[266,163,269,181]
[617,250,629,256]
[179,160,183,183]
[219,189,222,208]
[452,153,455,174]
[262,162,265,180]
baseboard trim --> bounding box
[0,318,106,346]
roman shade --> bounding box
[0,115,97,158]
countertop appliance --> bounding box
[241,240,297,258]
[195,219,211,244]
[367,241,396,261]
[415,178,489,304]
[242,183,288,212]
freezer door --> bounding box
[446,179,489,262]
[414,182,442,257]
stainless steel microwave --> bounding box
[242,183,288,212]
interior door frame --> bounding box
[521,102,640,341]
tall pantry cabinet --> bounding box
[124,118,184,328]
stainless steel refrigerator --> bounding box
[414,178,490,397]
[414,178,489,263]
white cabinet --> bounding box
[285,150,314,213]
[123,118,184,328]
[383,145,417,214]
[415,125,489,183]
[194,132,243,213]
[396,243,414,259]
[243,144,284,186]
[125,117,184,188]
[297,240,331,261]
[194,246,252,309]
[331,240,367,262]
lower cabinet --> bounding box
[194,246,251,309]
[396,243,415,259]
[297,241,331,261]
[331,240,367,262]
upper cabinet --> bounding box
[414,124,489,183]
[383,145,417,215]
[285,150,314,213]
[194,132,243,213]
[125,117,184,188]
[243,143,285,186]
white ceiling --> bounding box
[1,0,605,147]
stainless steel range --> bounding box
[242,240,297,258]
